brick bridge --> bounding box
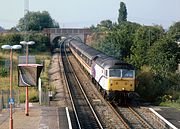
[43,28,91,44]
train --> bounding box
[68,40,136,104]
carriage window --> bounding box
[122,70,134,78]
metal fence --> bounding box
[0,90,20,111]
[0,89,51,111]
[41,90,50,106]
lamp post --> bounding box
[20,41,35,116]
[1,45,22,129]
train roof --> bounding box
[70,41,101,60]
[69,40,134,70]
[94,55,134,69]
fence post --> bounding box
[0,90,2,111]
[5,90,9,108]
[2,90,4,109]
[17,89,20,107]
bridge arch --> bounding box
[43,28,91,44]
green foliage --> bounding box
[20,88,39,103]
[118,2,127,23]
[97,20,113,31]
[159,101,180,109]
[27,33,50,52]
[136,67,157,101]
[0,33,23,47]
[17,11,59,31]
[168,21,180,41]
[130,26,164,68]
[0,33,50,52]
[0,68,8,77]
[136,66,180,102]
[148,37,179,76]
[89,1,180,106]
[91,18,180,106]
[90,20,113,32]
[94,22,140,60]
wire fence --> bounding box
[0,90,20,111]
[0,89,50,111]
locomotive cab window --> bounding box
[122,69,134,78]
[109,69,121,77]
[109,69,134,78]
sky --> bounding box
[0,0,180,29]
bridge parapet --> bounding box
[43,28,91,43]
[43,28,91,35]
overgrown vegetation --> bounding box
[0,33,50,53]
[90,2,180,107]
[17,11,59,31]
[0,51,51,103]
[0,10,54,104]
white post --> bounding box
[38,78,42,105]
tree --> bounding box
[97,20,113,30]
[130,26,164,68]
[94,22,140,60]
[90,20,113,33]
[26,33,50,52]
[118,2,127,23]
[167,21,180,41]
[147,37,179,76]
[0,33,50,52]
[17,11,59,31]
[0,33,23,46]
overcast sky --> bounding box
[0,0,180,29]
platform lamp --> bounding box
[1,44,22,129]
[20,41,35,116]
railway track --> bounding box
[59,41,167,129]
[65,43,133,128]
[113,104,154,129]
[60,42,104,129]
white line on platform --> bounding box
[66,107,72,129]
[149,108,178,129]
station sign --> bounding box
[8,98,14,105]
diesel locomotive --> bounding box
[68,40,136,103]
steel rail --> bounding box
[108,102,131,129]
[64,43,104,129]
[60,42,82,129]
[128,107,153,129]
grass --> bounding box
[0,51,51,103]
[159,101,180,109]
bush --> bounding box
[135,66,159,101]
[19,88,39,103]
[0,68,8,77]
[135,66,179,102]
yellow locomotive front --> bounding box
[107,69,135,92]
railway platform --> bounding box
[0,103,71,129]
[153,106,180,129]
